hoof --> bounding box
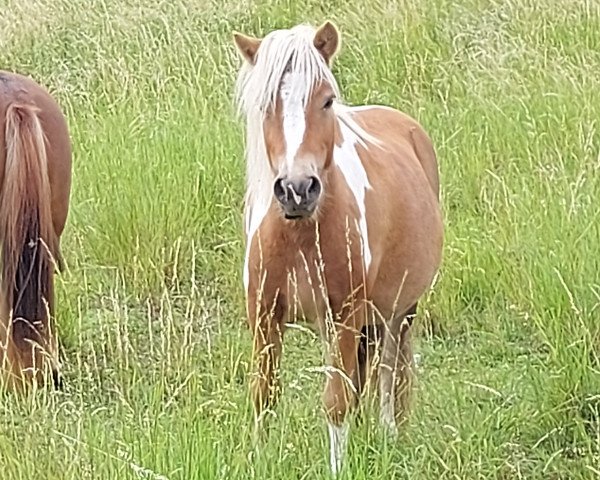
[52,369,64,390]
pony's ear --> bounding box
[313,21,340,64]
[233,32,261,65]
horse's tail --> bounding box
[1,103,58,384]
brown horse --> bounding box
[0,71,71,391]
[234,22,443,473]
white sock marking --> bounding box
[379,392,398,436]
[328,421,349,475]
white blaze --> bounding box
[280,72,307,173]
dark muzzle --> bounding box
[273,176,322,219]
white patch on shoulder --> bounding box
[280,72,306,172]
[333,120,373,270]
[328,421,349,475]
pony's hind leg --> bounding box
[378,303,416,435]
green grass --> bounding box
[1,0,599,478]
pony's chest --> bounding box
[286,252,328,323]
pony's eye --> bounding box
[323,96,335,110]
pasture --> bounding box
[0,0,599,478]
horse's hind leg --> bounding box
[379,303,416,435]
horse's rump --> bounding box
[0,102,59,387]
[0,71,71,389]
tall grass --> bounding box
[0,0,598,478]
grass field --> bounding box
[1,0,599,478]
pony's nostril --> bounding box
[273,178,287,202]
[307,176,321,199]
[305,177,314,194]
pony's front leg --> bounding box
[247,285,286,431]
[322,309,362,475]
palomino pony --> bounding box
[234,22,443,473]
[0,71,72,390]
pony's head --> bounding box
[234,22,341,220]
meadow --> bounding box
[0,0,599,478]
